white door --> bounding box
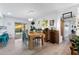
[64,21,71,40]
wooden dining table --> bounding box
[28,32,45,49]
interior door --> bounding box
[64,21,71,40]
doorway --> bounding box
[63,19,73,41]
[61,18,73,41]
[15,23,22,39]
[15,23,27,49]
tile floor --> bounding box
[0,38,71,55]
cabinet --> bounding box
[49,30,59,43]
[43,28,59,43]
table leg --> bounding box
[28,37,34,49]
[41,36,44,46]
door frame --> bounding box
[60,18,64,40]
[15,22,27,39]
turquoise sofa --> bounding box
[0,32,9,47]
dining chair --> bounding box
[34,33,43,47]
[22,30,29,47]
[34,36,40,46]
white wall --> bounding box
[35,5,78,43]
[75,7,79,36]
[57,5,77,43]
[0,16,29,39]
[36,12,58,29]
[0,5,78,42]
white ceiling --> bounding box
[0,3,78,19]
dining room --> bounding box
[14,17,61,50]
[0,3,77,55]
[15,18,49,49]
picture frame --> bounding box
[78,22,79,24]
[77,25,79,27]
[65,24,68,27]
[74,26,76,28]
[62,12,72,19]
[50,20,54,26]
[0,26,7,29]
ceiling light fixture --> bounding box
[28,18,33,21]
[7,12,12,16]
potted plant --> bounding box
[30,21,36,32]
[75,36,79,52]
[73,36,79,54]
